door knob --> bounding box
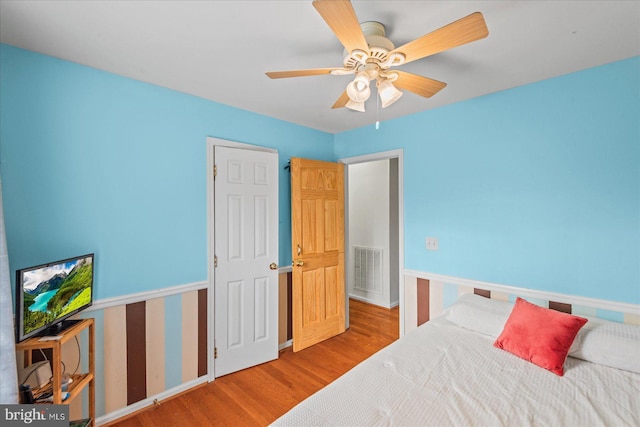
[294,260,304,267]
[269,263,278,270]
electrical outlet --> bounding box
[426,237,439,251]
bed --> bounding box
[272,293,640,426]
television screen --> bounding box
[16,253,94,342]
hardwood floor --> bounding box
[109,299,399,427]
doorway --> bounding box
[290,158,346,352]
[206,137,280,379]
[340,149,403,334]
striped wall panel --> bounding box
[404,274,640,331]
[197,289,208,378]
[278,273,289,344]
[91,309,105,419]
[164,294,183,391]
[83,289,208,419]
[474,288,491,299]
[404,275,418,334]
[126,302,146,405]
[104,305,127,413]
[286,272,292,341]
[416,278,429,326]
[181,291,199,383]
[27,270,332,422]
[277,271,293,344]
[145,297,165,397]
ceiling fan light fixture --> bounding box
[345,99,365,112]
[377,79,403,108]
[266,1,489,114]
[346,72,371,103]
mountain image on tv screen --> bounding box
[23,256,93,335]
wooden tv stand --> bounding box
[16,318,95,426]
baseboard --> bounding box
[349,294,395,309]
[96,376,208,426]
[278,339,293,351]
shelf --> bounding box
[16,319,93,350]
[16,318,95,426]
[31,373,94,403]
[68,373,94,402]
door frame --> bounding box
[206,136,278,382]
[338,149,405,336]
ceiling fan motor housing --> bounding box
[343,21,395,74]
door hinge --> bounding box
[214,347,218,359]
[214,255,218,268]
[213,165,217,178]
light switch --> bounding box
[426,237,439,251]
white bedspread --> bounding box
[272,317,640,426]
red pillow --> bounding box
[494,297,587,376]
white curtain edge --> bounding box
[0,177,18,404]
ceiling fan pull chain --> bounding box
[376,86,380,130]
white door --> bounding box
[214,146,279,377]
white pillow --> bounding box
[445,293,513,338]
[569,316,640,374]
[446,293,640,373]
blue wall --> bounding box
[335,56,640,304]
[2,44,638,304]
[0,44,334,299]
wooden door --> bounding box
[291,158,345,352]
[214,146,279,376]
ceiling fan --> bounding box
[266,0,489,112]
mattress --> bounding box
[272,316,640,426]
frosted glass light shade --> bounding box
[378,79,403,108]
[345,99,365,112]
[346,73,371,103]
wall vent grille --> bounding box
[353,246,383,295]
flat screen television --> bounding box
[15,253,94,342]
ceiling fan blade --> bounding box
[332,90,350,109]
[390,12,488,65]
[392,71,447,98]
[266,68,343,79]
[312,0,369,54]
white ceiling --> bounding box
[1,1,639,134]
